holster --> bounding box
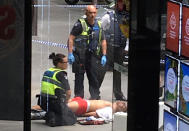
[72,52,85,73]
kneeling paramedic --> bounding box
[68,5,107,100]
[39,53,77,127]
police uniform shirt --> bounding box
[101,13,111,31]
[70,19,106,40]
[56,71,70,91]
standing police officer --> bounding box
[101,0,129,101]
[68,5,107,100]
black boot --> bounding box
[45,112,56,127]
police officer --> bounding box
[101,0,129,101]
[40,53,76,126]
[68,5,107,100]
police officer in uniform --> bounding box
[68,5,107,100]
[39,53,76,126]
[101,0,129,101]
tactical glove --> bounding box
[68,53,75,64]
[101,55,107,67]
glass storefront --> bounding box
[3,0,189,131]
[31,0,129,131]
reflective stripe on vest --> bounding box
[79,18,102,55]
[41,67,65,95]
[97,21,102,55]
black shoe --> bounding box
[46,120,56,127]
[45,112,56,127]
[31,109,46,120]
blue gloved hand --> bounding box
[101,55,107,67]
[68,53,75,64]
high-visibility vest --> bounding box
[41,67,65,95]
[78,18,102,55]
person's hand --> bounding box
[101,55,107,67]
[68,53,75,64]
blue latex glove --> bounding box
[68,53,75,64]
[101,55,107,67]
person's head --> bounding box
[49,52,68,70]
[116,0,126,12]
[113,100,127,113]
[85,5,97,25]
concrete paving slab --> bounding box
[0,120,23,131]
[31,119,112,131]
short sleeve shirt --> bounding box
[56,71,70,91]
[101,13,111,31]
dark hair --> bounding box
[116,0,126,12]
[49,52,66,66]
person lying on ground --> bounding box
[67,97,127,117]
[32,97,127,120]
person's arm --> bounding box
[101,39,107,56]
[100,27,107,56]
[100,30,107,66]
[82,111,99,117]
[56,71,71,102]
[68,20,83,53]
[68,34,76,54]
[101,13,110,31]
[66,90,71,103]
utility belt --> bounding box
[40,89,66,101]
[38,91,66,112]
[72,37,101,73]
[40,93,58,99]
